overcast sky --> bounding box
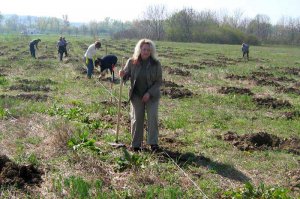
[1,0,299,24]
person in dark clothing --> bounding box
[242,42,249,60]
[57,37,66,61]
[95,55,118,82]
[29,39,41,58]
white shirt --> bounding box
[84,44,98,59]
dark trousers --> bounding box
[30,45,35,58]
[58,46,65,61]
[243,51,249,60]
[64,46,68,57]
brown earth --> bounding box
[170,61,205,70]
[218,86,254,96]
[225,74,248,81]
[164,66,191,76]
[161,87,193,99]
[253,97,292,109]
[222,131,300,155]
[282,111,300,120]
[162,80,184,88]
[276,86,300,95]
[9,84,51,92]
[0,94,49,101]
[0,155,43,188]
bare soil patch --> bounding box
[218,86,253,96]
[283,67,300,76]
[161,87,193,99]
[162,80,184,88]
[253,97,292,109]
[170,62,205,70]
[276,86,300,95]
[0,94,48,101]
[223,131,299,155]
[164,66,191,76]
[9,84,51,92]
[225,74,247,81]
[0,155,43,188]
[282,111,300,120]
[255,79,281,87]
[199,59,227,67]
[18,79,56,85]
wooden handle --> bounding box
[115,57,125,142]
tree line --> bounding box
[1,6,299,45]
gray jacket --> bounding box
[123,58,162,101]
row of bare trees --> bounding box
[1,7,299,45]
[117,5,299,45]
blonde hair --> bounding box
[132,38,158,62]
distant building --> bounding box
[21,28,40,35]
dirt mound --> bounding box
[165,66,191,76]
[162,80,184,88]
[253,97,292,109]
[276,86,300,95]
[199,59,226,67]
[0,155,43,188]
[0,94,48,101]
[170,62,205,70]
[283,67,300,76]
[18,79,56,85]
[255,79,281,87]
[251,71,274,78]
[280,137,300,155]
[282,111,300,120]
[218,86,253,96]
[161,87,193,99]
[225,74,247,80]
[9,84,51,92]
[223,131,300,154]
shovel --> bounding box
[109,57,126,148]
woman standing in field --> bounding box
[119,39,162,152]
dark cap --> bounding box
[95,41,101,48]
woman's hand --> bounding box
[119,70,125,78]
[142,93,150,103]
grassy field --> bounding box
[0,34,299,198]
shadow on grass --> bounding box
[158,148,251,183]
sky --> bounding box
[1,0,299,24]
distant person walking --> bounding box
[119,39,162,152]
[84,41,102,78]
[242,42,249,61]
[57,37,67,61]
[29,39,41,58]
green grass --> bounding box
[0,34,299,198]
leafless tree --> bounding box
[140,4,167,40]
[62,14,70,34]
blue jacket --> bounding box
[242,43,249,52]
